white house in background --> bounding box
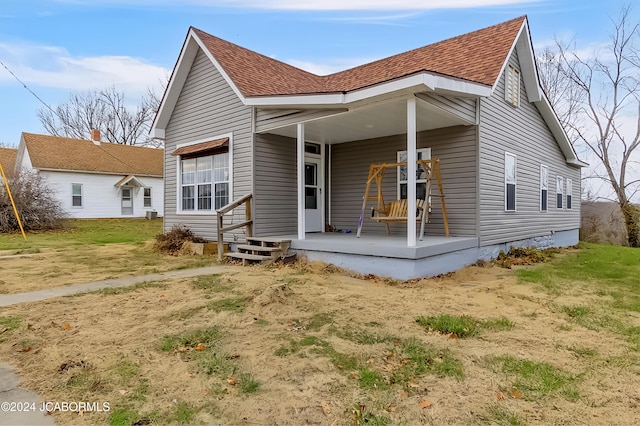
[14,131,164,219]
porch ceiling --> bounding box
[263,95,474,144]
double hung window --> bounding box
[556,176,564,209]
[540,165,548,211]
[143,188,152,208]
[71,183,82,207]
[505,153,517,211]
[181,153,229,211]
[397,148,431,200]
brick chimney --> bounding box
[91,129,101,145]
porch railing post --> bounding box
[217,212,224,260]
[216,193,253,260]
[245,196,252,238]
[407,97,417,247]
[297,123,305,240]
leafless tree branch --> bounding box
[37,83,165,147]
[538,3,640,246]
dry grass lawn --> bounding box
[1,249,639,425]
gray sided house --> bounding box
[151,16,585,280]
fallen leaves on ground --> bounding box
[419,400,432,409]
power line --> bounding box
[1,58,159,174]
[0,58,58,116]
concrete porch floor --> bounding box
[279,233,479,260]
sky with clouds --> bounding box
[0,0,635,150]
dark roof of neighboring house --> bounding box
[192,16,525,97]
[0,147,17,172]
[21,133,164,177]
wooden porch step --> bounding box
[226,252,273,261]
[236,244,283,253]
[226,237,291,266]
[225,252,275,266]
[246,237,291,247]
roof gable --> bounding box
[21,133,163,176]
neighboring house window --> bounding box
[556,176,564,209]
[505,65,520,107]
[181,153,229,211]
[144,188,152,208]
[71,184,82,207]
[540,165,548,211]
[397,148,431,200]
[566,178,573,210]
[505,153,516,211]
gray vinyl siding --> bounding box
[255,108,347,133]
[253,133,297,236]
[163,48,253,240]
[416,93,477,124]
[331,125,477,237]
[478,49,581,246]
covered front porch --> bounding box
[252,91,480,254]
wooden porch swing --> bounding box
[356,158,449,239]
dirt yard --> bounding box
[1,250,639,425]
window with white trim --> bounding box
[71,183,82,208]
[180,153,229,211]
[556,176,564,209]
[397,148,431,200]
[566,178,573,210]
[143,187,152,208]
[505,65,520,107]
[540,165,548,211]
[505,153,516,211]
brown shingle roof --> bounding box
[22,133,163,177]
[0,147,17,171]
[193,28,325,97]
[193,16,525,97]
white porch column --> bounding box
[406,98,417,247]
[297,123,306,240]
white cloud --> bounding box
[0,41,169,95]
[320,12,420,25]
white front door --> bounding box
[304,156,323,232]
[121,187,133,215]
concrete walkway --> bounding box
[0,265,236,425]
[0,265,234,307]
[0,363,54,425]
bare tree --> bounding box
[0,169,67,232]
[37,85,163,147]
[540,5,640,247]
